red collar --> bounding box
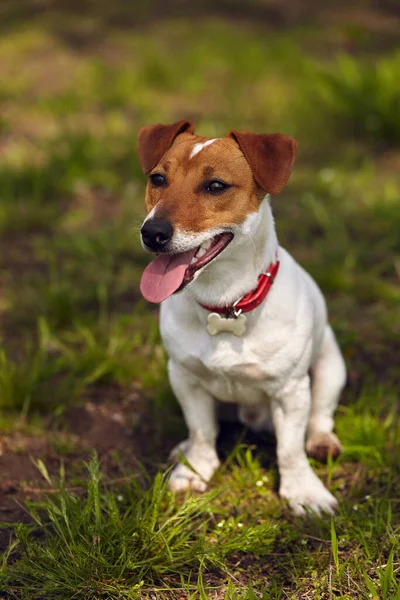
[199,258,280,317]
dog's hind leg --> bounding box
[306,325,346,462]
[167,360,220,492]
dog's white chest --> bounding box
[180,354,267,404]
[162,316,270,404]
[206,312,247,336]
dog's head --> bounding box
[138,120,297,303]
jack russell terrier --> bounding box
[138,120,346,516]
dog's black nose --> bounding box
[141,218,173,251]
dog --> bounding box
[138,120,346,516]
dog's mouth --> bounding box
[183,232,234,284]
[140,232,234,303]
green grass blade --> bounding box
[363,572,379,599]
[381,546,395,597]
[330,518,339,575]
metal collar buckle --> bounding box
[225,296,243,319]
[264,270,275,283]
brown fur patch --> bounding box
[138,121,194,174]
[144,134,261,232]
[230,131,297,195]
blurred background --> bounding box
[0,0,399,516]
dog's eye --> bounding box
[205,180,230,194]
[150,173,166,187]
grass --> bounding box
[0,4,399,598]
[307,52,400,144]
[1,440,400,598]
[1,455,279,599]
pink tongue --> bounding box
[140,248,198,303]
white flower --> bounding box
[256,480,263,487]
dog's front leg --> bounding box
[271,377,338,516]
[167,360,220,492]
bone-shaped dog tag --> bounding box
[207,312,247,336]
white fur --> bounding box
[152,195,346,516]
[189,139,218,159]
[144,205,157,222]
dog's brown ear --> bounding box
[229,131,298,195]
[138,120,195,174]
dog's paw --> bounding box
[169,439,191,462]
[169,463,209,492]
[280,472,338,517]
[306,432,342,463]
[168,443,220,493]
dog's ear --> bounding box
[138,120,195,174]
[229,131,298,195]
